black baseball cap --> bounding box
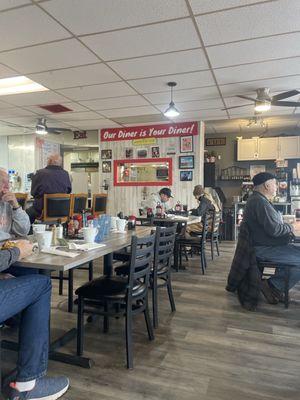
[159,187,173,198]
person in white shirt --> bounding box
[147,187,173,215]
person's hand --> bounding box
[2,190,19,208]
[14,240,33,259]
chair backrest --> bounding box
[211,210,221,234]
[154,225,176,272]
[15,193,28,210]
[92,193,108,217]
[70,193,88,216]
[43,193,71,223]
[200,213,209,249]
[127,232,156,300]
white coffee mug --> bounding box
[36,231,53,250]
[82,227,98,243]
[33,224,46,233]
[116,218,127,232]
[111,216,119,230]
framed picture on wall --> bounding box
[180,170,193,181]
[102,161,111,173]
[151,146,160,158]
[101,149,112,159]
[179,155,194,169]
[125,147,134,158]
[180,136,193,153]
[137,148,148,158]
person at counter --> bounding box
[0,243,70,400]
[26,154,72,224]
[243,172,300,304]
[185,185,219,236]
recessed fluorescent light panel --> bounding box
[0,76,48,96]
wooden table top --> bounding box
[14,226,152,272]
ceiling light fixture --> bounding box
[35,118,48,135]
[254,100,271,112]
[164,82,180,118]
[0,76,48,96]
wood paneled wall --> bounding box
[99,121,205,216]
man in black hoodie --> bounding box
[243,172,300,304]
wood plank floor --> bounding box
[2,241,300,400]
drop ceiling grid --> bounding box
[0,0,297,131]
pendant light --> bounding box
[164,82,180,117]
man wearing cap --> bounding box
[148,187,173,215]
[243,172,300,304]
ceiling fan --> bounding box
[35,118,72,135]
[223,88,300,112]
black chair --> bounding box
[115,226,177,328]
[43,193,71,224]
[206,210,221,260]
[257,260,292,308]
[70,193,88,217]
[174,213,209,274]
[75,232,156,369]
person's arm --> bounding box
[190,197,210,216]
[0,248,20,272]
[11,207,31,236]
[67,173,72,194]
[256,201,292,239]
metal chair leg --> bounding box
[76,296,84,356]
[68,269,74,313]
[167,277,176,312]
[125,311,133,369]
[144,303,154,341]
[284,266,290,309]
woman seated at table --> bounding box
[185,185,220,236]
[0,240,69,400]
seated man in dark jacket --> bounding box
[0,241,69,400]
[26,154,72,224]
[243,172,299,304]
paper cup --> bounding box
[36,231,53,250]
[116,219,127,232]
[82,227,98,243]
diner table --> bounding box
[1,226,152,369]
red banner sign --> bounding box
[100,121,198,142]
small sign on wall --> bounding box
[205,137,226,146]
[74,130,87,139]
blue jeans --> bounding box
[0,275,51,381]
[255,244,300,292]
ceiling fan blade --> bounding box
[47,127,72,133]
[236,95,256,102]
[272,90,300,101]
[222,103,253,110]
[271,100,300,107]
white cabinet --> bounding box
[279,136,299,159]
[237,138,258,160]
[257,137,279,160]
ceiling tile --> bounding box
[29,63,120,90]
[171,109,228,120]
[0,91,69,106]
[0,116,38,126]
[108,49,208,80]
[144,86,220,103]
[67,119,120,129]
[115,114,170,125]
[0,1,31,11]
[24,102,89,115]
[0,39,99,74]
[42,0,189,35]
[156,98,224,112]
[214,57,300,85]
[128,70,215,93]
[79,95,150,110]
[0,108,37,118]
[57,81,136,101]
[196,0,300,46]
[0,5,70,52]
[207,32,300,68]
[220,75,300,97]
[0,63,19,79]
[189,0,265,14]
[81,19,200,61]
[50,111,103,121]
[101,106,160,118]
[0,100,14,110]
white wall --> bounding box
[99,121,205,215]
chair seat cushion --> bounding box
[75,276,146,300]
[115,263,130,276]
[176,237,201,245]
[113,248,131,262]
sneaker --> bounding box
[261,279,279,304]
[7,376,69,400]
